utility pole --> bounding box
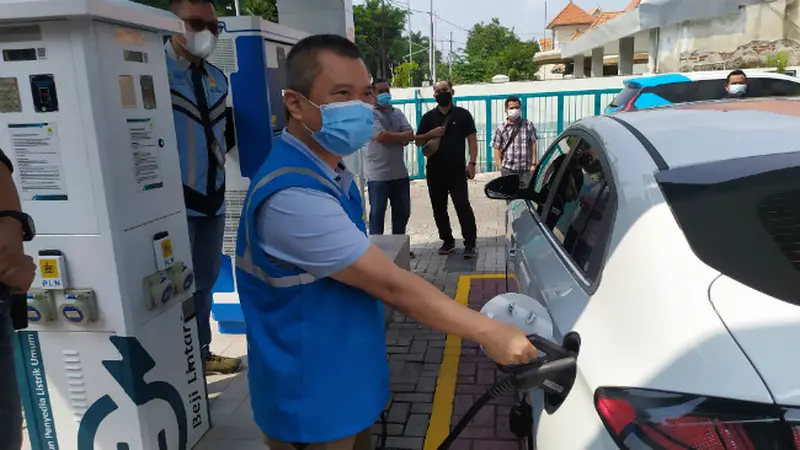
[429,0,436,84]
[380,0,388,78]
[448,31,453,77]
[407,0,413,86]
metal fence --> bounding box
[391,88,622,179]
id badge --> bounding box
[211,139,225,167]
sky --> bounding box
[354,0,633,53]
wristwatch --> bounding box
[468,161,477,166]
[0,210,36,242]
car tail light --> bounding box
[595,387,800,449]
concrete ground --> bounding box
[23,172,520,450]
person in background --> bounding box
[365,77,415,257]
[235,34,538,450]
[415,81,479,259]
[0,148,37,450]
[725,69,748,98]
[166,0,242,375]
[492,95,538,187]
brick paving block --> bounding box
[410,402,433,414]
[385,436,425,449]
[473,440,521,450]
[453,394,474,415]
[388,402,410,423]
[404,414,431,437]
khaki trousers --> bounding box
[264,427,372,450]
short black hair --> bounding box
[373,77,390,87]
[286,34,364,97]
[434,80,453,89]
[505,95,521,109]
[727,69,747,83]
[169,0,215,10]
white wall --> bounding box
[655,0,800,72]
[554,25,588,48]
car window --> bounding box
[646,79,725,104]
[528,136,575,217]
[608,87,640,108]
[544,140,614,279]
[749,78,800,97]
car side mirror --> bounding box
[485,174,521,200]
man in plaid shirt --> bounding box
[491,95,538,187]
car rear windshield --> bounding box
[656,152,800,305]
[609,87,640,108]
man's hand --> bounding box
[529,163,537,174]
[331,246,539,366]
[466,164,476,180]
[477,322,538,366]
[428,126,446,138]
[0,244,36,293]
[374,132,391,144]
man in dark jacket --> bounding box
[0,147,37,450]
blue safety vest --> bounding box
[235,136,390,443]
[166,43,228,217]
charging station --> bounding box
[1,0,210,448]
[206,17,308,334]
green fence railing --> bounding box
[391,88,622,179]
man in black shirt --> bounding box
[415,80,479,258]
[0,147,37,450]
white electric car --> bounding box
[485,98,800,449]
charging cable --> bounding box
[437,335,577,450]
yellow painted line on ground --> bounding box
[423,273,507,450]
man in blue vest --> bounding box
[166,0,241,375]
[235,34,539,449]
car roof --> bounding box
[607,98,800,169]
[623,71,800,89]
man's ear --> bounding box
[284,90,304,122]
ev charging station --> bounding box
[206,17,310,334]
[1,0,210,448]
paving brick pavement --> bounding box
[367,173,531,450]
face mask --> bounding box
[376,92,392,107]
[728,84,747,96]
[435,91,453,107]
[302,99,374,157]
[507,108,521,120]
[183,30,218,60]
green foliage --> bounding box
[353,2,442,84]
[452,17,539,84]
[240,0,276,21]
[768,51,789,73]
[392,61,418,87]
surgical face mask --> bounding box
[507,108,521,120]
[302,98,375,157]
[376,92,392,107]
[728,83,747,96]
[435,91,453,107]
[183,30,218,60]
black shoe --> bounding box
[410,251,416,259]
[463,245,477,259]
[438,242,455,255]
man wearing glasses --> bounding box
[166,0,241,375]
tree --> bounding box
[391,61,418,88]
[353,0,407,79]
[452,17,539,83]
[240,0,277,21]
